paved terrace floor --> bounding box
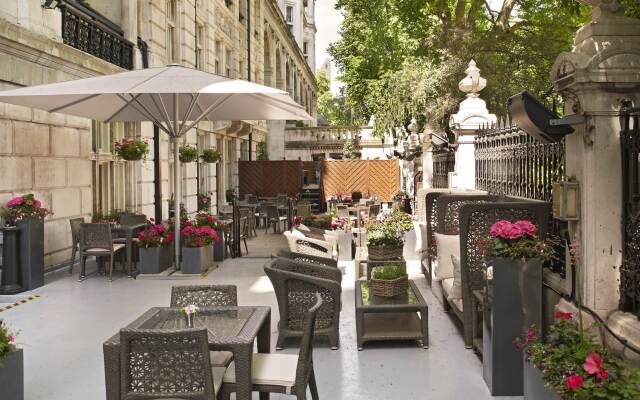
[1,229,521,400]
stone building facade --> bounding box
[0,0,317,270]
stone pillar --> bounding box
[552,0,640,314]
[449,61,496,189]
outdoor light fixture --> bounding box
[508,91,574,144]
[552,181,580,221]
[42,0,61,9]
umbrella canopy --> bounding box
[0,64,313,272]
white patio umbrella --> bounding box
[0,64,312,271]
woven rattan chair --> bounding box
[335,204,349,219]
[265,258,342,350]
[239,209,250,254]
[277,194,288,208]
[275,250,338,268]
[119,328,225,400]
[79,223,125,282]
[240,206,258,237]
[284,231,334,259]
[69,217,84,275]
[265,204,287,233]
[170,285,238,367]
[218,294,322,400]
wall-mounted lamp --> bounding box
[552,181,580,221]
[42,0,61,9]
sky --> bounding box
[314,0,343,94]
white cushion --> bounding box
[290,229,305,238]
[414,222,427,253]
[434,233,460,280]
[210,351,233,367]
[223,353,298,389]
[441,277,455,298]
[212,366,226,395]
[297,223,310,231]
[450,255,462,300]
[84,243,125,253]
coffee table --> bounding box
[355,280,429,350]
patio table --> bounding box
[110,222,146,277]
[103,305,271,400]
[355,280,429,350]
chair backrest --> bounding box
[436,194,503,235]
[119,328,214,400]
[277,194,288,207]
[276,249,338,268]
[69,217,84,243]
[294,293,322,392]
[335,204,349,219]
[368,204,380,218]
[119,213,147,226]
[247,195,258,204]
[80,223,113,251]
[296,204,312,218]
[266,204,280,219]
[170,285,237,307]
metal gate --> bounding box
[619,105,640,315]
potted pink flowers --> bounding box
[181,225,219,274]
[137,224,174,274]
[114,138,149,161]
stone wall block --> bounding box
[0,119,14,154]
[32,109,66,126]
[13,121,49,155]
[34,158,66,188]
[2,103,32,121]
[64,115,91,129]
[43,218,72,261]
[51,126,80,157]
[51,188,82,218]
[79,129,92,157]
[66,159,92,186]
[0,157,32,191]
[80,187,92,214]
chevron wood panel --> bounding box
[322,160,400,202]
[239,160,302,197]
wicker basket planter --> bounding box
[367,245,403,261]
[370,274,408,297]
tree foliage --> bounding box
[316,70,354,126]
[329,0,635,137]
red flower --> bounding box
[7,335,14,343]
[597,369,609,379]
[513,220,537,237]
[584,352,604,376]
[566,374,584,389]
[554,311,573,320]
[524,328,536,344]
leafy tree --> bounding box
[316,70,354,126]
[342,139,360,159]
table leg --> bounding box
[421,307,429,349]
[126,233,133,277]
[257,311,271,400]
[233,346,253,400]
[356,310,364,351]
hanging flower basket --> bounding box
[179,145,198,163]
[200,148,222,163]
[114,138,149,161]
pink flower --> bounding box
[489,220,524,240]
[597,369,609,379]
[554,311,573,320]
[584,352,604,375]
[7,335,14,343]
[514,220,537,237]
[6,196,24,208]
[566,374,584,389]
[33,199,42,208]
[524,328,536,344]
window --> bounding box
[239,60,244,80]
[285,4,293,24]
[303,41,308,62]
[195,23,206,70]
[225,49,232,78]
[166,0,178,63]
[240,140,249,161]
[215,40,222,74]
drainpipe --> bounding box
[247,0,252,160]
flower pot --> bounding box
[0,348,24,400]
[17,218,44,290]
[368,245,403,261]
[121,153,143,161]
[483,257,544,396]
[179,154,197,163]
[181,245,212,274]
[524,361,561,400]
[370,274,408,297]
[138,246,172,274]
[213,230,225,261]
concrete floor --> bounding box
[1,230,522,400]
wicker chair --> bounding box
[68,217,84,275]
[79,223,125,281]
[275,250,339,268]
[218,293,322,400]
[265,204,287,233]
[239,209,250,254]
[296,203,312,218]
[335,204,349,220]
[284,231,334,260]
[265,258,342,350]
[119,328,225,400]
[170,285,238,367]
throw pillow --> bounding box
[434,233,460,280]
[450,254,463,300]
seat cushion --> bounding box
[441,278,463,311]
[212,366,227,395]
[210,351,233,367]
[223,353,298,389]
[450,255,462,300]
[84,243,125,253]
[434,233,460,280]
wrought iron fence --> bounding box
[432,149,455,188]
[619,107,640,315]
[60,4,134,70]
[475,119,567,277]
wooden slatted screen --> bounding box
[322,160,400,202]
[239,160,302,196]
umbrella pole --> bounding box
[172,136,181,270]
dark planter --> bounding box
[121,153,143,161]
[483,257,543,396]
[17,218,44,290]
[0,348,24,400]
[213,231,224,261]
[182,245,212,274]
[138,246,172,274]
[524,361,561,400]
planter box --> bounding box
[213,230,224,261]
[17,218,44,290]
[368,245,403,261]
[0,348,24,400]
[138,246,172,274]
[182,245,212,274]
[524,361,561,400]
[483,257,543,396]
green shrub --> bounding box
[372,264,405,280]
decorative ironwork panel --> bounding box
[619,108,640,315]
[433,149,455,189]
[60,5,134,70]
